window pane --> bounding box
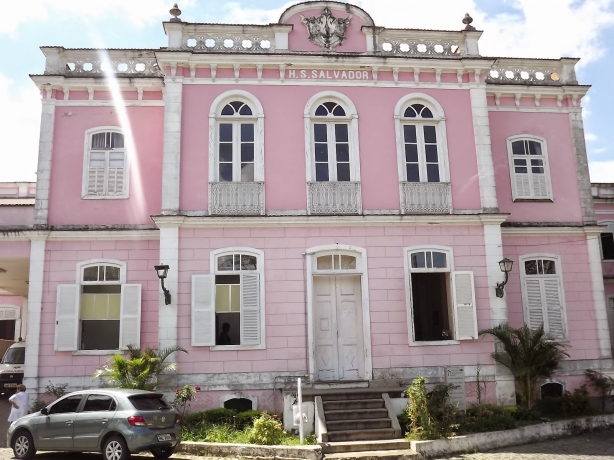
[531,159,543,166]
[215,285,231,312]
[317,256,333,270]
[315,105,328,116]
[105,266,120,281]
[49,395,83,414]
[217,255,234,271]
[336,144,349,162]
[81,320,120,350]
[216,275,240,284]
[515,166,528,173]
[602,233,614,260]
[406,164,420,182]
[240,163,254,182]
[83,266,99,282]
[241,124,254,142]
[335,124,348,142]
[129,395,170,411]
[432,252,447,268]
[404,106,417,118]
[524,260,537,275]
[340,255,356,269]
[108,153,124,168]
[90,152,105,168]
[427,164,440,182]
[221,104,235,115]
[425,145,438,163]
[332,105,346,116]
[83,395,115,412]
[403,125,417,143]
[316,163,329,181]
[423,126,437,144]
[230,285,240,311]
[240,255,257,270]
[532,166,545,174]
[411,252,426,268]
[314,124,327,142]
[337,163,350,181]
[514,158,527,166]
[82,285,121,294]
[528,141,542,156]
[111,133,124,149]
[241,143,254,162]
[421,107,434,118]
[405,144,418,163]
[239,104,252,116]
[315,143,328,162]
[92,133,108,149]
[542,260,556,274]
[512,141,525,156]
[219,124,232,142]
[219,164,233,182]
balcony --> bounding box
[401,182,452,214]
[210,182,264,216]
[307,182,362,215]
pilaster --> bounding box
[23,233,48,396]
[158,220,181,350]
[161,78,183,214]
[569,110,596,223]
[586,228,612,359]
[34,89,56,226]
[470,87,499,212]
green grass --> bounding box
[182,423,317,445]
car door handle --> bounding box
[66,421,73,425]
[101,418,108,424]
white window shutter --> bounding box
[55,284,80,351]
[119,284,141,349]
[192,275,215,346]
[531,173,550,199]
[452,271,478,340]
[513,172,532,198]
[14,319,21,342]
[107,168,124,195]
[88,167,105,195]
[543,278,566,339]
[241,273,261,345]
[525,278,545,330]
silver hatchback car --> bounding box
[7,388,181,460]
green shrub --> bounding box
[460,404,517,433]
[397,411,410,436]
[234,409,263,429]
[561,385,593,417]
[404,377,459,440]
[248,412,284,445]
[585,369,614,414]
[184,408,237,427]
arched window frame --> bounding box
[81,127,129,199]
[518,253,568,340]
[191,247,265,350]
[304,91,361,182]
[404,245,478,345]
[507,134,553,201]
[208,91,265,184]
[53,259,141,354]
[394,94,450,184]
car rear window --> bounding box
[128,394,170,411]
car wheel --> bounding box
[151,446,176,458]
[12,431,36,460]
[102,435,131,460]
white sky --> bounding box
[0,0,613,182]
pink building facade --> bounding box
[1,1,612,418]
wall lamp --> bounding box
[154,264,171,305]
[495,257,514,298]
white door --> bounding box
[314,275,365,381]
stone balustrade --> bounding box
[210,182,265,216]
[308,182,362,215]
[401,182,452,214]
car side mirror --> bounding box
[40,408,48,415]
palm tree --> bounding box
[479,323,568,410]
[94,344,187,391]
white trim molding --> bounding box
[34,95,56,225]
[506,134,553,201]
[75,259,127,284]
[159,226,180,350]
[305,244,372,382]
[161,79,183,214]
[586,234,613,358]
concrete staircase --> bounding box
[321,440,421,460]
[320,391,398,442]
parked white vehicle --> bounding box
[0,342,25,393]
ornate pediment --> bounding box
[300,7,352,52]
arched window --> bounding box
[395,95,449,184]
[82,128,128,199]
[304,92,360,183]
[192,248,265,349]
[54,259,141,352]
[404,246,477,344]
[519,254,567,340]
[209,91,264,184]
[507,135,552,200]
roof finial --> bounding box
[462,13,476,31]
[169,3,182,22]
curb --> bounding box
[410,413,614,458]
[179,441,323,460]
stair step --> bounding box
[322,440,411,454]
[324,399,385,411]
[321,392,386,401]
[326,428,397,442]
[324,449,421,460]
[325,408,389,421]
[327,418,392,431]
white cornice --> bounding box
[501,226,601,237]
[54,100,165,107]
[152,213,509,228]
[46,230,159,241]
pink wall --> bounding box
[502,236,600,360]
[0,206,34,226]
[47,105,163,226]
[490,112,583,222]
[0,241,30,258]
[284,8,368,53]
[36,239,159,379]
[180,85,482,213]
[174,224,495,375]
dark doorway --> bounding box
[223,397,253,412]
[411,273,451,341]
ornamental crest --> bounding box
[300,7,352,52]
